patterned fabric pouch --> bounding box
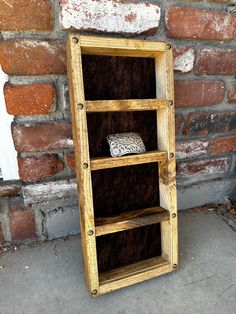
[106,132,146,157]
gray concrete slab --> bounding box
[0,211,236,314]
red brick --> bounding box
[183,111,236,135]
[9,207,36,241]
[60,0,161,35]
[228,84,236,103]
[177,157,230,177]
[4,83,56,115]
[12,123,73,153]
[66,154,75,171]
[166,6,236,41]
[195,49,236,75]
[176,139,209,160]
[175,80,225,108]
[0,222,4,242]
[209,135,236,155]
[173,46,195,73]
[175,113,185,135]
[0,39,66,76]
[0,0,52,31]
[18,155,64,182]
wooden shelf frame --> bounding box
[85,99,167,112]
[95,206,170,237]
[90,151,167,171]
[67,34,178,297]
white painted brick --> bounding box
[174,48,195,73]
[176,139,209,160]
[23,179,77,205]
[60,0,161,35]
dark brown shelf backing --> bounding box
[96,223,162,273]
[82,55,156,101]
[87,111,157,158]
[95,206,170,236]
[92,163,160,217]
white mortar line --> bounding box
[0,65,19,180]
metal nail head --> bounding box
[72,37,79,44]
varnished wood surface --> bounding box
[67,34,99,296]
[99,256,172,294]
[85,99,166,112]
[90,151,167,171]
[67,33,178,297]
[95,206,170,236]
[79,35,167,57]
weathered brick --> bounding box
[0,182,21,197]
[66,154,75,171]
[22,179,77,205]
[175,113,185,135]
[173,46,195,73]
[177,157,230,178]
[60,0,161,35]
[0,40,66,75]
[166,7,236,41]
[210,135,236,155]
[4,83,56,115]
[0,222,4,242]
[195,49,236,75]
[18,155,64,182]
[176,139,209,160]
[12,123,73,153]
[0,0,52,31]
[175,80,225,108]
[183,111,236,135]
[228,83,236,103]
[9,207,36,241]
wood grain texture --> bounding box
[82,55,156,101]
[92,163,160,217]
[91,151,167,171]
[95,206,170,236]
[66,34,99,296]
[96,224,162,273]
[155,47,178,267]
[79,35,166,57]
[99,256,171,294]
[67,34,177,296]
[85,99,166,112]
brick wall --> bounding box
[0,0,236,243]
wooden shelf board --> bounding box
[85,99,166,112]
[95,206,169,237]
[99,256,172,294]
[90,151,167,171]
[78,35,167,57]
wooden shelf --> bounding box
[79,35,167,58]
[95,206,169,237]
[67,33,178,297]
[90,151,167,171]
[85,99,167,112]
[99,256,171,294]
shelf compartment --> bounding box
[85,99,166,112]
[99,256,171,294]
[90,151,167,171]
[95,206,169,237]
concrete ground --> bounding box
[0,211,236,314]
